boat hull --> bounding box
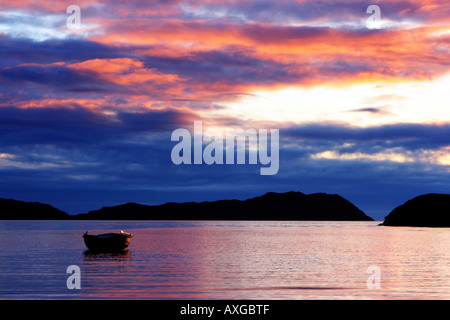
[83,232,132,252]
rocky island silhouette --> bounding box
[73,191,373,221]
[381,193,450,227]
[1,192,449,226]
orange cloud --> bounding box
[3,0,450,116]
[67,58,184,86]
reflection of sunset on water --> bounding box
[3,221,439,300]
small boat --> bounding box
[83,230,133,252]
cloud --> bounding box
[284,122,450,150]
[3,5,450,110]
[0,105,200,147]
[349,107,385,113]
[346,107,394,116]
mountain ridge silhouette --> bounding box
[1,191,373,221]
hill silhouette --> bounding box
[0,198,69,220]
[72,191,373,221]
[381,193,450,227]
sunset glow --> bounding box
[0,0,449,218]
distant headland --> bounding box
[1,191,373,221]
[0,198,69,220]
[380,194,450,227]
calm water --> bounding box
[0,220,449,300]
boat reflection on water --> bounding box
[83,248,131,261]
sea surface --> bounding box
[0,220,449,300]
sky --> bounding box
[0,0,449,220]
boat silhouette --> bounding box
[83,230,133,252]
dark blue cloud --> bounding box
[349,107,385,113]
[0,106,197,147]
[283,122,450,151]
[0,106,448,219]
[0,64,110,92]
[0,37,126,67]
[143,47,312,87]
